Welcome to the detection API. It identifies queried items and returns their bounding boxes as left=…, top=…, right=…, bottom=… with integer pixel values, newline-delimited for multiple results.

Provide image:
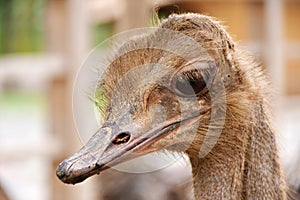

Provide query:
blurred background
left=0, top=0, right=300, bottom=200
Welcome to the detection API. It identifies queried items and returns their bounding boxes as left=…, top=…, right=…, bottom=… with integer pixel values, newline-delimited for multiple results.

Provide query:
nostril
left=112, top=132, right=131, bottom=145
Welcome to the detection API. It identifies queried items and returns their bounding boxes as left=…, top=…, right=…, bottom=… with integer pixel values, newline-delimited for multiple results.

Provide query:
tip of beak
left=56, top=161, right=71, bottom=182
left=56, top=158, right=104, bottom=184
left=56, top=160, right=78, bottom=184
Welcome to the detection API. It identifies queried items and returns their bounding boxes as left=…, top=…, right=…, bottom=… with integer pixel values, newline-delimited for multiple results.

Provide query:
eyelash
left=180, top=68, right=211, bottom=85
left=177, top=61, right=215, bottom=80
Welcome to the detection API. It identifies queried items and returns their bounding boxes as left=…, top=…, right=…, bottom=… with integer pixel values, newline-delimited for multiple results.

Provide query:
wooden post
left=46, top=0, right=93, bottom=199
left=0, top=183, right=10, bottom=200
left=264, top=0, right=284, bottom=94
left=116, top=0, right=151, bottom=32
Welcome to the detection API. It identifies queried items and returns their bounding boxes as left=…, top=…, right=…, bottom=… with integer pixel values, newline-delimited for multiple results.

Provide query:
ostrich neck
left=188, top=105, right=287, bottom=199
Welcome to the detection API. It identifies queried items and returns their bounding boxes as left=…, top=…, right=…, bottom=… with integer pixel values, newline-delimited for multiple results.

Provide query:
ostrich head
left=57, top=13, right=251, bottom=185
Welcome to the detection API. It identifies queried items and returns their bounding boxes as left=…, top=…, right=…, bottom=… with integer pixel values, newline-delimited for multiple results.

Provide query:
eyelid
left=172, top=60, right=214, bottom=76
left=169, top=60, right=216, bottom=88
left=177, top=61, right=213, bottom=80
left=181, top=60, right=213, bottom=72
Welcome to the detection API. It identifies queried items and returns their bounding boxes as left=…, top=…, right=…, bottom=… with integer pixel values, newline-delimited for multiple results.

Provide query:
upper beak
left=56, top=118, right=186, bottom=184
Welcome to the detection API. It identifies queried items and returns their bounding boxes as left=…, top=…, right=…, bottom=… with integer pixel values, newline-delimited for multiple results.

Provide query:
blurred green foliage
left=0, top=0, right=45, bottom=54
left=0, top=90, right=45, bottom=112
left=92, top=22, right=114, bottom=46
left=0, top=0, right=114, bottom=53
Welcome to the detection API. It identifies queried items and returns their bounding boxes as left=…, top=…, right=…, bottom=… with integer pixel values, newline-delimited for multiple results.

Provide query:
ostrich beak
left=56, top=109, right=200, bottom=184
left=56, top=126, right=113, bottom=184
left=56, top=123, right=154, bottom=184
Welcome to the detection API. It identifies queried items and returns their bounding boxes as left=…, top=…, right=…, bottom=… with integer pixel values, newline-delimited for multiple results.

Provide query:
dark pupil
left=175, top=76, right=206, bottom=96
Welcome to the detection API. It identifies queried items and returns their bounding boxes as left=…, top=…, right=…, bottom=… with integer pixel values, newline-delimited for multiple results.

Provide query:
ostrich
left=56, top=13, right=288, bottom=199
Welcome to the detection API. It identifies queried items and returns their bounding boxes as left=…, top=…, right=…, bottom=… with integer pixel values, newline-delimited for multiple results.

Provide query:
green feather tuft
left=92, top=87, right=108, bottom=118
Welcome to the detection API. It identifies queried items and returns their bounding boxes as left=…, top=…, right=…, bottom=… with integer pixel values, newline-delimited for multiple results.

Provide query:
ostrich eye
left=172, top=61, right=214, bottom=97
left=173, top=73, right=207, bottom=97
